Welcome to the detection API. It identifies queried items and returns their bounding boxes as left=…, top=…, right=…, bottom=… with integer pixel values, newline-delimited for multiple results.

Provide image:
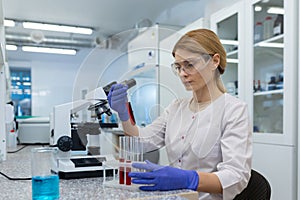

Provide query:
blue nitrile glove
left=107, top=84, right=129, bottom=121
left=129, top=160, right=199, bottom=191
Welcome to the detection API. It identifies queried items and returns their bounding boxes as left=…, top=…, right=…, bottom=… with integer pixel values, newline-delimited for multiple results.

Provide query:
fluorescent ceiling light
left=23, top=82, right=31, bottom=86
left=6, top=45, right=17, bottom=51
left=23, top=22, right=93, bottom=35
left=22, top=46, right=76, bottom=55
left=4, top=19, right=15, bottom=27
left=267, top=7, right=284, bottom=15
left=220, top=39, right=239, bottom=46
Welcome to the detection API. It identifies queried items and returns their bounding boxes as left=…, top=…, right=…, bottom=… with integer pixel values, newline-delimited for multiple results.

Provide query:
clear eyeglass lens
left=171, top=54, right=212, bottom=76
left=171, top=61, right=196, bottom=75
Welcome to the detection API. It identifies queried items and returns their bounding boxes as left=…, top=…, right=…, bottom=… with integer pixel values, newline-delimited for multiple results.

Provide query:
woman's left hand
left=129, top=160, right=199, bottom=191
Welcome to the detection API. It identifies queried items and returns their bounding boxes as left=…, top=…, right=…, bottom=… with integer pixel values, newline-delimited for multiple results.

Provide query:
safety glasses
left=171, top=54, right=214, bottom=76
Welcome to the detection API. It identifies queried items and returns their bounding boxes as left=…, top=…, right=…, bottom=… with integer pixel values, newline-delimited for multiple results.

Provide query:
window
left=10, top=67, right=32, bottom=117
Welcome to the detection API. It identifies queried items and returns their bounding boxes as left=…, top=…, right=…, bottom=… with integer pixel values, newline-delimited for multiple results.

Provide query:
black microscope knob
left=57, top=136, right=73, bottom=152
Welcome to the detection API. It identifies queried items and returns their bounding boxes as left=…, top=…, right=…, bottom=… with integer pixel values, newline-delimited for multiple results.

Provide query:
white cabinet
left=211, top=0, right=298, bottom=199
left=0, top=0, right=6, bottom=161
left=125, top=25, right=160, bottom=126
left=0, top=50, right=5, bottom=161
left=298, top=1, right=300, bottom=199
left=210, top=1, right=245, bottom=99
left=245, top=0, right=298, bottom=145
left=249, top=0, right=298, bottom=199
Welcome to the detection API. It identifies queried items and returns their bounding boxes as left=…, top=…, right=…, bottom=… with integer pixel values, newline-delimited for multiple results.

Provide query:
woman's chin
left=184, top=85, right=193, bottom=91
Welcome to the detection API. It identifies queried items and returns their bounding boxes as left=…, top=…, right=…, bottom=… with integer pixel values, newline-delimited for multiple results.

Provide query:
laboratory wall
left=71, top=48, right=128, bottom=102
left=8, top=60, right=77, bottom=117
left=8, top=48, right=127, bottom=117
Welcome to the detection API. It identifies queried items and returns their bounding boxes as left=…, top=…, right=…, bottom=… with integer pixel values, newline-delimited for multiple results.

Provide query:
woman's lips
left=183, top=81, right=192, bottom=86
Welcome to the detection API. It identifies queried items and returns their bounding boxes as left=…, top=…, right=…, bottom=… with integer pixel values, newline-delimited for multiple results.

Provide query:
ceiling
left=2, top=0, right=209, bottom=62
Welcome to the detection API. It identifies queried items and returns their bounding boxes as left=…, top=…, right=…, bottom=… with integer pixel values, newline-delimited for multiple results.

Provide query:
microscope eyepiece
left=103, top=79, right=136, bottom=95
left=120, top=79, right=136, bottom=89
left=103, top=81, right=117, bottom=95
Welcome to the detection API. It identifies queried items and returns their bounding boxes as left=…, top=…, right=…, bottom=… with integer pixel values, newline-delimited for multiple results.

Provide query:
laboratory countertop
left=0, top=145, right=198, bottom=200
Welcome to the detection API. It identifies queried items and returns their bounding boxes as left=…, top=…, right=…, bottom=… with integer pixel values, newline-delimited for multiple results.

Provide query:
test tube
left=135, top=137, right=143, bottom=163
left=119, top=136, right=125, bottom=184
left=125, top=136, right=133, bottom=185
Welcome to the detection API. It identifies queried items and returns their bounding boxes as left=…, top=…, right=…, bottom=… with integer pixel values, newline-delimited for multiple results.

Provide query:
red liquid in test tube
left=119, top=158, right=125, bottom=184
left=125, top=160, right=131, bottom=185
left=119, top=137, right=126, bottom=185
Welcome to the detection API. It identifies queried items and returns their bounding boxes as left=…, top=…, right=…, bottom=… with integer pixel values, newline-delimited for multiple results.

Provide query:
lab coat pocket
left=189, top=124, right=221, bottom=159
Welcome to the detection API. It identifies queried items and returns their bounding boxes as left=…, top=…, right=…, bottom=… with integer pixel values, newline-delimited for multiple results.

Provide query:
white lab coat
left=138, top=93, right=252, bottom=200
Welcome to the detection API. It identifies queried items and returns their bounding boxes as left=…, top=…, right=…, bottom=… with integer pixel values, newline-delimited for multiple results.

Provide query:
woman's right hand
left=107, top=84, right=129, bottom=121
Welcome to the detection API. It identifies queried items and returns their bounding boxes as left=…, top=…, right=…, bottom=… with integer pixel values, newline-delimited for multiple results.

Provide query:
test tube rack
left=103, top=136, right=144, bottom=190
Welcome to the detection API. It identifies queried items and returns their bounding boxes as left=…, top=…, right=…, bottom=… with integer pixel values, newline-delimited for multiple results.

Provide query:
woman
left=108, top=28, right=252, bottom=200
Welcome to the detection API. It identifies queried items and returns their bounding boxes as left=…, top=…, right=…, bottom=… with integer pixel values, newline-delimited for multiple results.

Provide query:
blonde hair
left=172, top=28, right=227, bottom=92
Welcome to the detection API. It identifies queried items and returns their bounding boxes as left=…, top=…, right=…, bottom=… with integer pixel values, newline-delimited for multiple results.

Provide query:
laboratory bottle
left=257, top=80, right=262, bottom=91
left=254, top=22, right=263, bottom=42
left=226, top=82, right=236, bottom=96
left=273, top=14, right=283, bottom=36
left=263, top=16, right=273, bottom=40
left=7, top=129, right=17, bottom=150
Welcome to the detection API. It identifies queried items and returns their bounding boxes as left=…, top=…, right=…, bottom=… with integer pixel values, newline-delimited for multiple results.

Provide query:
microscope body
left=50, top=87, right=116, bottom=179
left=50, top=79, right=136, bottom=179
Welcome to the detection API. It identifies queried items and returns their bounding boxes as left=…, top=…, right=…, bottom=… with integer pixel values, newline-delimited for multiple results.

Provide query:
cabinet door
left=246, top=0, right=297, bottom=146
left=210, top=1, right=245, bottom=100
left=0, top=62, right=6, bottom=161
left=126, top=25, right=160, bottom=126
left=0, top=6, right=6, bottom=161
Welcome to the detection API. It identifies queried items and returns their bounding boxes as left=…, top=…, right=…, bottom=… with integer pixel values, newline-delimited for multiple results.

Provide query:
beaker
left=31, top=147, right=59, bottom=200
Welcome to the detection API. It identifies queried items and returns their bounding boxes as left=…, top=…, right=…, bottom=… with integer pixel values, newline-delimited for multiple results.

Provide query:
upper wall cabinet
left=210, top=1, right=245, bottom=100
left=211, top=0, right=297, bottom=146
left=245, top=0, right=298, bottom=146
left=252, top=0, right=284, bottom=135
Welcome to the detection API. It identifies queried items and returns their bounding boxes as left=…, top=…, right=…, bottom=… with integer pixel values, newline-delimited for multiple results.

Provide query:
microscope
left=50, top=79, right=136, bottom=179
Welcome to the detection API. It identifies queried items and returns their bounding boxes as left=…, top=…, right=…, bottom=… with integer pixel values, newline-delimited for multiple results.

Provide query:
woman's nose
left=178, top=67, right=189, bottom=76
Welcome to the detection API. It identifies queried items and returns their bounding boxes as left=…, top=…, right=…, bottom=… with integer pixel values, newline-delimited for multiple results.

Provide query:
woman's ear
left=210, top=54, right=220, bottom=70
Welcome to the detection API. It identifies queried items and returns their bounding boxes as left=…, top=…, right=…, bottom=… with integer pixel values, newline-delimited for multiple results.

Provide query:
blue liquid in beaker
left=32, top=175, right=59, bottom=200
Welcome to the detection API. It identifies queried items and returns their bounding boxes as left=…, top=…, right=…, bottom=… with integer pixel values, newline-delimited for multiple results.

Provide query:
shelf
left=220, top=39, right=238, bottom=46
left=254, top=132, right=282, bottom=135
left=227, top=49, right=238, bottom=57
left=254, top=34, right=284, bottom=48
left=226, top=48, right=238, bottom=64
left=253, top=89, right=283, bottom=96
left=254, top=35, right=283, bottom=61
